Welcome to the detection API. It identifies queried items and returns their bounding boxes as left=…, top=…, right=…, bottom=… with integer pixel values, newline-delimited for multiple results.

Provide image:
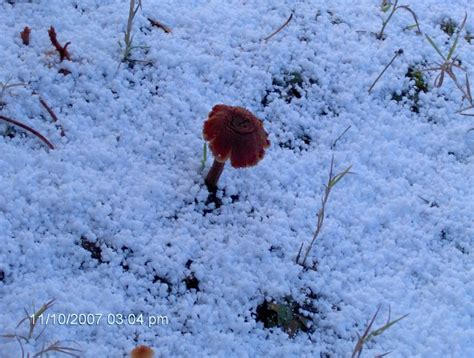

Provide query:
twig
left=417, top=195, right=430, bottom=205
left=369, top=49, right=403, bottom=93
left=295, top=242, right=304, bottom=265
left=263, top=13, right=293, bottom=42
left=0, top=114, right=55, bottom=149
left=48, top=26, right=71, bottom=62
left=375, top=352, right=392, bottom=358
left=148, top=17, right=172, bottom=33
left=331, top=125, right=352, bottom=149
left=458, top=105, right=474, bottom=116
left=38, top=96, right=65, bottom=137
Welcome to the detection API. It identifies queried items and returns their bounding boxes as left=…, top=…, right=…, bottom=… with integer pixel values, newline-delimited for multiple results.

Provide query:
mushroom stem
left=205, top=159, right=225, bottom=190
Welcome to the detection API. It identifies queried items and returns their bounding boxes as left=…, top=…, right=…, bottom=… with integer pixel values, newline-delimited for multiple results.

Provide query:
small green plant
left=296, top=156, right=352, bottom=267
left=391, top=65, right=428, bottom=113
left=380, top=0, right=392, bottom=12
left=1, top=299, right=81, bottom=357
left=262, top=71, right=313, bottom=106
left=120, top=0, right=145, bottom=62
left=255, top=298, right=308, bottom=337
left=352, top=305, right=408, bottom=358
left=408, top=67, right=428, bottom=92
left=424, top=13, right=473, bottom=115
left=440, top=18, right=457, bottom=37
left=377, top=0, right=421, bottom=40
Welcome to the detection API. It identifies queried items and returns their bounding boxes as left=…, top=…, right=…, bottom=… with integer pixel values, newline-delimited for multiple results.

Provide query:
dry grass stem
left=352, top=305, right=408, bottom=358
left=369, top=49, right=404, bottom=93
left=1, top=299, right=81, bottom=357
left=296, top=156, right=352, bottom=267
left=377, top=0, right=421, bottom=40
left=331, top=125, right=352, bottom=149
left=122, top=0, right=144, bottom=62
left=263, top=13, right=293, bottom=41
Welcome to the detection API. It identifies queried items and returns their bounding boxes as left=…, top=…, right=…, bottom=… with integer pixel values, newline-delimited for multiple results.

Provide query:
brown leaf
left=20, top=26, right=31, bottom=45
left=148, top=17, right=172, bottom=33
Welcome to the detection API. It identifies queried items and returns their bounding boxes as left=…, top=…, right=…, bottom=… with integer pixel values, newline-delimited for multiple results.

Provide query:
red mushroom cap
left=203, top=104, right=270, bottom=168
left=131, top=345, right=154, bottom=358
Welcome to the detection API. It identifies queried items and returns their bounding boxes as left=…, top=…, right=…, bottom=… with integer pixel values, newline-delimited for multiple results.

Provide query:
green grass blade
left=425, top=34, right=446, bottom=61
left=366, top=313, right=409, bottom=341
left=447, top=13, right=467, bottom=61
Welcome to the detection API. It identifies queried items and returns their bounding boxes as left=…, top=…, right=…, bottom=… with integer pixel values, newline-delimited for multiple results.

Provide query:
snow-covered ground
left=0, top=0, right=473, bottom=357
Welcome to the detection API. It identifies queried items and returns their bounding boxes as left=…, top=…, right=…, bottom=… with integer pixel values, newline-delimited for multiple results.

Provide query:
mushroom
left=130, top=345, right=154, bottom=358
left=202, top=104, right=270, bottom=190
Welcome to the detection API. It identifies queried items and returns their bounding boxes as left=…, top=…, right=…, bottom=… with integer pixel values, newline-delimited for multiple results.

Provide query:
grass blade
left=425, top=34, right=446, bottom=61
left=447, top=13, right=467, bottom=61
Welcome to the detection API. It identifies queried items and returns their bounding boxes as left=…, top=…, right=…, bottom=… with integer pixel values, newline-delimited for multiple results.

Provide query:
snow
left=0, top=0, right=473, bottom=357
